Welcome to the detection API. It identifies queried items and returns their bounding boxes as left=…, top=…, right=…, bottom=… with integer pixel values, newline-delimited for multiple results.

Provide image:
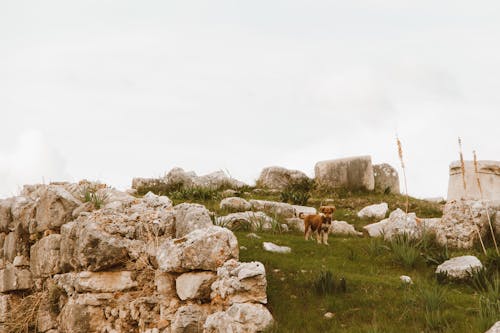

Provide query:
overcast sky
left=1, top=1, right=499, bottom=199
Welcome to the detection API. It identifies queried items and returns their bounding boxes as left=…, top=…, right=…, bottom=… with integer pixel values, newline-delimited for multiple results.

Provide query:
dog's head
left=319, top=205, right=336, bottom=217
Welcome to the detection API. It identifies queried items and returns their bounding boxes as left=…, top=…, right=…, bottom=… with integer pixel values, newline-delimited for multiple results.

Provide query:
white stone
left=324, top=312, right=334, bottom=319
left=330, top=221, right=362, bottom=236
left=174, top=203, right=213, bottom=238
left=263, top=242, right=291, bottom=254
left=357, top=203, right=389, bottom=220
left=54, top=271, right=137, bottom=295
left=143, top=191, right=173, bottom=209
left=292, top=205, right=316, bottom=217
left=257, top=166, right=309, bottom=190
left=435, top=255, right=483, bottom=280
left=216, top=212, right=275, bottom=231
left=176, top=272, right=216, bottom=301
left=399, top=275, right=413, bottom=284
left=249, top=199, right=296, bottom=218
left=486, top=321, right=500, bottom=333
left=30, top=234, right=61, bottom=277
left=220, top=197, right=252, bottom=212
left=204, top=303, right=273, bottom=333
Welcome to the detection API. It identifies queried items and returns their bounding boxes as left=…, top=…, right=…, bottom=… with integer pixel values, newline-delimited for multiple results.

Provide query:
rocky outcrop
left=357, top=203, right=388, bottom=220
left=373, top=163, right=400, bottom=194
left=315, top=156, right=375, bottom=191
left=0, top=181, right=273, bottom=333
left=216, top=212, right=275, bottom=231
left=435, top=200, right=495, bottom=249
left=220, top=197, right=252, bottom=212
left=257, top=166, right=309, bottom=190
left=249, top=200, right=296, bottom=218
left=435, top=255, right=483, bottom=280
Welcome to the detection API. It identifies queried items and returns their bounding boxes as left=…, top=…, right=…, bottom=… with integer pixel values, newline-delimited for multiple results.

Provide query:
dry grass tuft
left=4, top=293, right=44, bottom=333
left=396, top=136, right=409, bottom=213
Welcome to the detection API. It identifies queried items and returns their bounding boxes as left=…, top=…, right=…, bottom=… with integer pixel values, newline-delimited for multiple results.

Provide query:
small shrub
left=79, top=184, right=109, bottom=209
left=280, top=178, right=314, bottom=205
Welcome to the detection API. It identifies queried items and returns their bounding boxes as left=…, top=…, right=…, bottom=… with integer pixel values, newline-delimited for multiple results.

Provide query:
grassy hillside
left=140, top=185, right=498, bottom=332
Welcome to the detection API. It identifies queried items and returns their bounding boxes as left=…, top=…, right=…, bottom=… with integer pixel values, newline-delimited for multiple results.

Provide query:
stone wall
left=0, top=181, right=272, bottom=333
left=314, top=156, right=375, bottom=191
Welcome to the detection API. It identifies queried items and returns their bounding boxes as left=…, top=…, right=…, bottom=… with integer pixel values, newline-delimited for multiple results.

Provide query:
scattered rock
left=285, top=217, right=305, bottom=233
left=373, top=163, right=400, bottom=194
left=357, top=203, right=388, bottom=220
left=216, top=212, right=275, bottom=231
left=330, top=221, right=362, bottom=236
left=246, top=233, right=261, bottom=239
left=435, top=255, right=483, bottom=280
left=399, top=275, right=413, bottom=284
left=315, top=156, right=375, bottom=191
left=262, top=242, right=291, bottom=254
left=363, top=219, right=389, bottom=237
left=249, top=199, right=296, bottom=218
left=257, top=166, right=309, bottom=190
left=324, top=312, right=335, bottom=319
left=220, top=197, right=252, bottom=212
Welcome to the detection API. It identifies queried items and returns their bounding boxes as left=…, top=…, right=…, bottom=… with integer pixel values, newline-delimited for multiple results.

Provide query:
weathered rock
left=174, top=203, right=213, bottom=238
left=13, top=255, right=29, bottom=267
left=363, top=219, right=388, bottom=237
left=285, top=217, right=305, bottom=233
left=211, top=259, right=267, bottom=305
left=143, top=191, right=173, bottom=209
left=10, top=196, right=36, bottom=232
left=176, top=272, right=216, bottom=301
left=292, top=205, right=316, bottom=217
left=204, top=303, right=273, bottom=333
left=0, top=294, right=14, bottom=322
left=30, top=234, right=61, bottom=277
left=171, top=304, right=208, bottom=333
left=330, top=221, right=362, bottom=236
left=34, top=186, right=81, bottom=233
left=257, top=166, right=309, bottom=190
left=262, top=242, right=291, bottom=254
left=3, top=228, right=30, bottom=264
left=447, top=160, right=500, bottom=201
left=357, top=203, right=388, bottom=220
left=220, top=197, right=252, bottom=212
left=249, top=200, right=296, bottom=218
left=60, top=221, right=129, bottom=272
left=216, top=212, right=274, bottom=231
left=54, top=271, right=137, bottom=295
left=373, top=163, right=400, bottom=194
left=194, top=170, right=246, bottom=189
left=377, top=209, right=422, bottom=240
left=486, top=321, right=500, bottom=333
left=0, top=199, right=12, bottom=233
left=157, top=226, right=239, bottom=273
left=0, top=264, right=32, bottom=292
left=59, top=299, right=105, bottom=333
left=155, top=271, right=177, bottom=297
left=131, top=177, right=163, bottom=190
left=435, top=255, right=483, bottom=280
left=315, top=156, right=375, bottom=191
left=400, top=275, right=413, bottom=284
left=165, top=167, right=197, bottom=188
left=435, top=200, right=494, bottom=249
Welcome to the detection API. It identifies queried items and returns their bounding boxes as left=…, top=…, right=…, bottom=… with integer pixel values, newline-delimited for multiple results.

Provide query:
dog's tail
left=298, top=212, right=305, bottom=219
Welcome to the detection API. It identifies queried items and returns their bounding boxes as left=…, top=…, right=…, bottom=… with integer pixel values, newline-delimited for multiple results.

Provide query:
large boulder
left=174, top=203, right=213, bottom=238
left=204, top=303, right=274, bottom=333
left=165, top=167, right=246, bottom=190
left=435, top=200, right=495, bottom=249
left=249, top=200, right=296, bottom=218
left=157, top=226, right=239, bottom=273
left=30, top=234, right=62, bottom=277
left=315, top=156, right=375, bottom=191
left=357, top=203, right=388, bottom=220
left=216, top=212, right=275, bottom=231
left=373, top=163, right=400, bottom=194
left=435, top=255, right=483, bottom=280
left=257, top=166, right=309, bottom=190
left=447, top=160, right=500, bottom=201
left=211, top=259, right=267, bottom=305
left=363, top=209, right=437, bottom=240
left=220, top=197, right=252, bottom=212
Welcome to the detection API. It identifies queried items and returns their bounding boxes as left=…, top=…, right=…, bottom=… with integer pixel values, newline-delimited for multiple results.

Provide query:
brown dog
left=299, top=206, right=335, bottom=245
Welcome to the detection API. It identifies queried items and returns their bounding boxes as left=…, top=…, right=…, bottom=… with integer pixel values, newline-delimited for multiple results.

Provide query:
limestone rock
left=0, top=294, right=15, bottom=322
left=211, top=259, right=267, bottom=305
left=34, top=186, right=81, bottom=233
left=157, top=226, right=239, bottom=273
left=363, top=219, right=389, bottom=237
left=0, top=199, right=12, bottom=233
left=435, top=200, right=494, bottom=249
left=285, top=217, right=305, bottom=233
left=171, top=304, right=208, bottom=333
left=357, top=203, right=388, bottom=220
left=257, top=166, right=309, bottom=190
left=447, top=160, right=500, bottom=201
left=373, top=163, right=400, bottom=194
left=262, top=242, right=291, bottom=254
left=165, top=167, right=197, bottom=188
left=204, top=303, right=273, bottom=333
left=330, top=221, right=362, bottom=236
left=143, top=191, right=173, bottom=209
left=400, top=275, right=413, bottom=284
left=0, top=264, right=32, bottom=292
left=315, top=156, right=374, bottom=191
left=378, top=209, right=423, bottom=240
left=30, top=234, right=61, bottom=277
left=194, top=170, right=246, bottom=189
left=216, top=212, right=274, bottom=231
left=176, top=271, right=216, bottom=301
left=131, top=177, right=163, bottom=190
left=155, top=271, right=177, bottom=297
left=435, top=255, right=483, bottom=280
left=486, top=322, right=500, bottom=333
left=10, top=196, right=36, bottom=232
left=174, top=203, right=213, bottom=238
left=249, top=200, right=296, bottom=218
left=220, top=197, right=252, bottom=212
left=54, top=271, right=137, bottom=295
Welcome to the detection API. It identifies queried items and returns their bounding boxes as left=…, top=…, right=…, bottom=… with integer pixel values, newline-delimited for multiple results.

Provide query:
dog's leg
left=304, top=226, right=310, bottom=241
left=322, top=231, right=329, bottom=245
left=316, top=230, right=321, bottom=244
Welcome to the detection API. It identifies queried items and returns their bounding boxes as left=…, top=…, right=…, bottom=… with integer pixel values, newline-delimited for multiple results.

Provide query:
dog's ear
left=319, top=206, right=327, bottom=213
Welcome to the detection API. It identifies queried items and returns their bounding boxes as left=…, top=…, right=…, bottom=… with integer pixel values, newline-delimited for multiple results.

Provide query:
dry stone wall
left=0, top=181, right=272, bottom=333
